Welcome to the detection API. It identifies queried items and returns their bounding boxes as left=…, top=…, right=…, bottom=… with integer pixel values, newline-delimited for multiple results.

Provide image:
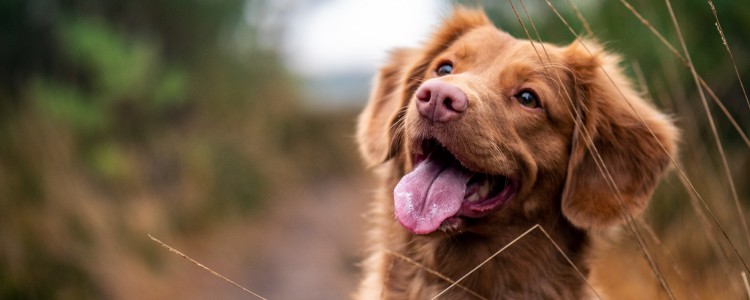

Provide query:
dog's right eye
left=436, top=63, right=453, bottom=76
left=515, top=90, right=541, bottom=109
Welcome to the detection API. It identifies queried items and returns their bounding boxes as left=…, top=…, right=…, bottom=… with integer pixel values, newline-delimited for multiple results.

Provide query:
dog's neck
left=381, top=219, right=589, bottom=299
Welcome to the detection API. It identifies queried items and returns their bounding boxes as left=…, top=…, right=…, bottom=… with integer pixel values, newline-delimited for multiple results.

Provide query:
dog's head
left=357, top=8, right=677, bottom=235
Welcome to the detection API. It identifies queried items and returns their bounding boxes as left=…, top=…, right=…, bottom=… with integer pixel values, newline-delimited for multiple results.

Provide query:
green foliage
left=0, top=0, right=307, bottom=297
left=60, top=17, right=159, bottom=102
left=152, top=66, right=188, bottom=109
left=87, top=142, right=131, bottom=182
left=31, top=78, right=105, bottom=135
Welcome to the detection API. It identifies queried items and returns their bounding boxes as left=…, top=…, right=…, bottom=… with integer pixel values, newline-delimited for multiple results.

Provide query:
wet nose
left=415, top=79, right=468, bottom=123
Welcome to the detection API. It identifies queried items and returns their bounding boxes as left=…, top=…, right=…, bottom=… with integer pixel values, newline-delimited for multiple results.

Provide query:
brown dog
left=355, top=8, right=678, bottom=300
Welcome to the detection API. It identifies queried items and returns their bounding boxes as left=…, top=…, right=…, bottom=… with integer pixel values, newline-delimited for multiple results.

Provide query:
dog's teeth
left=477, top=181, right=491, bottom=198
left=466, top=178, right=493, bottom=202
left=439, top=220, right=460, bottom=232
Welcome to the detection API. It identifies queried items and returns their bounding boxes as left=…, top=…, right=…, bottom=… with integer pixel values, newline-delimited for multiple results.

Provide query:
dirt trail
left=152, top=176, right=372, bottom=300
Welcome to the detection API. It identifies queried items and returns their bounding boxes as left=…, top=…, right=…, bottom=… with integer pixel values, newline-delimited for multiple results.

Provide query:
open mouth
left=393, top=139, right=519, bottom=234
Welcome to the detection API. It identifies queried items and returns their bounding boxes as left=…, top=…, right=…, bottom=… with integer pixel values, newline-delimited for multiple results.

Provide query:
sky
left=243, top=0, right=599, bottom=108
left=248, top=0, right=601, bottom=78
left=278, top=0, right=451, bottom=77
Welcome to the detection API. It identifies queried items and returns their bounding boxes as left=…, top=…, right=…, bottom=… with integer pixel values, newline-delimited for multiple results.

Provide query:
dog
left=355, top=7, right=678, bottom=300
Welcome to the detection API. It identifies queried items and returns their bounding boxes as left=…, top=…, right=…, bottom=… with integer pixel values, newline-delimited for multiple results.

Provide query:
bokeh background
left=1, top=0, right=749, bottom=299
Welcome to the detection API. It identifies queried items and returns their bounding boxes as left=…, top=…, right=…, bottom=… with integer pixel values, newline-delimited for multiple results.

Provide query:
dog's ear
left=560, top=40, right=679, bottom=229
left=356, top=8, right=491, bottom=167
left=357, top=48, right=416, bottom=167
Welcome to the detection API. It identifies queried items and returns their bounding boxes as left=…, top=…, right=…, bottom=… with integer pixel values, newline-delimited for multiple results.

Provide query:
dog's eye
left=436, top=63, right=453, bottom=76
left=515, top=90, right=540, bottom=108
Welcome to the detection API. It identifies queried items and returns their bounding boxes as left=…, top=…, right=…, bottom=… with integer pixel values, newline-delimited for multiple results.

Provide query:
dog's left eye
left=436, top=63, right=453, bottom=76
left=515, top=90, right=540, bottom=108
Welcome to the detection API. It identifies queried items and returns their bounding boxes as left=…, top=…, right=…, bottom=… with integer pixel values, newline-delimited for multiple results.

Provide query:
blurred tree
left=0, top=0, right=364, bottom=295
left=0, top=0, right=316, bottom=298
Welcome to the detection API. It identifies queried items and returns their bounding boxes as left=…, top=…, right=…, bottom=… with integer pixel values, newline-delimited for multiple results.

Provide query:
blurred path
left=155, top=176, right=371, bottom=300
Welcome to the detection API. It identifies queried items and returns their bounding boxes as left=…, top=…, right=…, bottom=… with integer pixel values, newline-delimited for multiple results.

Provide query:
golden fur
left=356, top=8, right=678, bottom=299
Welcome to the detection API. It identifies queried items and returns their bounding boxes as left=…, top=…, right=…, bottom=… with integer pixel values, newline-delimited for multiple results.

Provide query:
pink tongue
left=394, top=156, right=472, bottom=234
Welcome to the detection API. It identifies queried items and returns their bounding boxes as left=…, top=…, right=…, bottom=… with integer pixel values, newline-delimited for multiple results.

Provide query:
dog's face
left=396, top=26, right=580, bottom=234
left=358, top=9, right=677, bottom=236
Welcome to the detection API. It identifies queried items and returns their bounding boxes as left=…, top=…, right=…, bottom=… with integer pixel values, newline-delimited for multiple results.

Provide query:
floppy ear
left=356, top=8, right=491, bottom=167
left=356, top=49, right=416, bottom=167
left=560, top=41, right=679, bottom=229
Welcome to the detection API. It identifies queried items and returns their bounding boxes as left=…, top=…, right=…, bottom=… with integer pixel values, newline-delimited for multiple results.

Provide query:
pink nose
left=415, top=79, right=468, bottom=123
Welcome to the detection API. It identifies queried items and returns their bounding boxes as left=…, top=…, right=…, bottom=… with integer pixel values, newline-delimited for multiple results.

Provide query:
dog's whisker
left=385, top=106, right=410, bottom=158
left=400, top=234, right=419, bottom=249
left=536, top=74, right=565, bottom=102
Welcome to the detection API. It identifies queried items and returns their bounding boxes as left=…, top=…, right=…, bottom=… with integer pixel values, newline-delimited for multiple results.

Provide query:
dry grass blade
left=430, top=224, right=603, bottom=300
left=616, top=0, right=681, bottom=60
left=430, top=225, right=538, bottom=300
left=502, top=11, right=612, bottom=298
left=631, top=61, right=651, bottom=100
left=698, top=78, right=750, bottom=149
left=743, top=272, right=750, bottom=300
left=535, top=225, right=603, bottom=300
left=675, top=156, right=750, bottom=273
left=563, top=0, right=593, bottom=36
left=707, top=0, right=750, bottom=114
left=677, top=171, right=736, bottom=277
left=636, top=218, right=698, bottom=298
left=528, top=1, right=676, bottom=298
left=645, top=63, right=739, bottom=288
left=612, top=0, right=750, bottom=274
left=515, top=3, right=673, bottom=297
left=617, top=0, right=750, bottom=150
left=380, top=256, right=395, bottom=300
left=385, top=249, right=488, bottom=300
left=147, top=234, right=268, bottom=300
left=550, top=0, right=750, bottom=275
left=662, top=0, right=750, bottom=253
